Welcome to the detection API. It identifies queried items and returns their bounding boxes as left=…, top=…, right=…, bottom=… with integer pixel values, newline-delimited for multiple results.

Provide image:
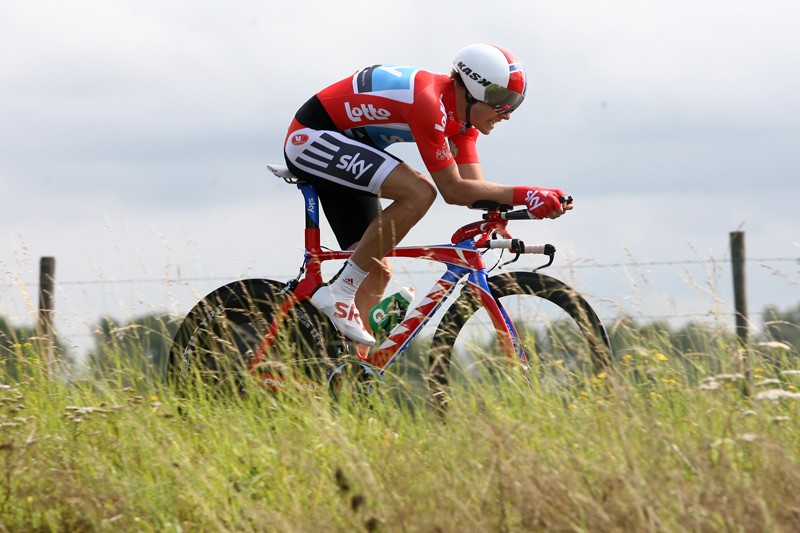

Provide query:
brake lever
left=533, top=244, right=557, bottom=271
left=500, top=248, right=555, bottom=270
left=499, top=250, right=522, bottom=268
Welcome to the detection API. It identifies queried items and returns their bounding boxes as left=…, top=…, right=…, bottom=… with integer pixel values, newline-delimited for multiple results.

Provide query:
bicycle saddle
left=268, top=164, right=305, bottom=184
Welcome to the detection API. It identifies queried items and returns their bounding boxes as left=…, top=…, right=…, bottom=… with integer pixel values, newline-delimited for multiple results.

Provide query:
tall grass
left=2, top=330, right=800, bottom=532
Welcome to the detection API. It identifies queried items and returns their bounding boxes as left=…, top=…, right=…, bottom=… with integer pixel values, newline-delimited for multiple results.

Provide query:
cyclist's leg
left=355, top=256, right=392, bottom=330
left=284, top=126, right=436, bottom=268
left=355, top=256, right=392, bottom=358
left=315, top=188, right=392, bottom=334
left=348, top=163, right=437, bottom=270
left=285, top=128, right=402, bottom=344
left=346, top=165, right=435, bottom=354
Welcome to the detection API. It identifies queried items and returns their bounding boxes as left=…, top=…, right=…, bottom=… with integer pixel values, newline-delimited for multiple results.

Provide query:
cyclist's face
left=471, top=102, right=511, bottom=135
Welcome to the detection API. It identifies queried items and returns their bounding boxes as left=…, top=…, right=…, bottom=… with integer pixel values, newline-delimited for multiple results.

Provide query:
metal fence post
left=37, top=256, right=56, bottom=365
left=729, top=231, right=751, bottom=396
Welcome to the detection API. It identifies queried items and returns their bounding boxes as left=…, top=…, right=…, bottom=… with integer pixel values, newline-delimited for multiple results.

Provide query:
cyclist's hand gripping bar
left=496, top=195, right=574, bottom=220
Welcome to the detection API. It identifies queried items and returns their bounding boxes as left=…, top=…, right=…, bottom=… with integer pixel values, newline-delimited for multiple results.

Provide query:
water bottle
left=368, top=287, right=415, bottom=335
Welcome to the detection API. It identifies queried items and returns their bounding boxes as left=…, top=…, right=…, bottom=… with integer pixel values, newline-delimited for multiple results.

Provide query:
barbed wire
left=3, top=256, right=797, bottom=289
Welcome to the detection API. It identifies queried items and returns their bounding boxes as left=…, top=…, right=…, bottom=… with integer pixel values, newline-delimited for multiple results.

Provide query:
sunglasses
left=483, top=84, right=525, bottom=114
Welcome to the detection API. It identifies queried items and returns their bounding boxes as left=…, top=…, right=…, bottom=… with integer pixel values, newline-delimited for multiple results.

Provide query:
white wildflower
left=713, top=373, right=745, bottom=382
left=737, top=433, right=763, bottom=442
left=754, top=389, right=800, bottom=401
left=758, top=341, right=792, bottom=351
left=711, top=438, right=735, bottom=448
left=755, top=378, right=781, bottom=387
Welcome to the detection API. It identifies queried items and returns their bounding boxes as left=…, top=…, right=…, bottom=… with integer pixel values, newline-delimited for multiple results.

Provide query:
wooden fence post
left=37, top=256, right=56, bottom=365
left=729, top=231, right=751, bottom=396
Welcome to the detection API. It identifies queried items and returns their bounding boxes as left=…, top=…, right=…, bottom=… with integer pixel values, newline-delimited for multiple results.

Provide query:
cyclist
left=283, top=43, right=572, bottom=347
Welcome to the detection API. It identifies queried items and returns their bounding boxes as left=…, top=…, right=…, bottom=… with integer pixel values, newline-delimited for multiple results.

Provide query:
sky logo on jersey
left=345, top=102, right=391, bottom=122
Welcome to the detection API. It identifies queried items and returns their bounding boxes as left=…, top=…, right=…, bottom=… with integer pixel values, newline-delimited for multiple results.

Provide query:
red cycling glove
left=513, top=186, right=566, bottom=219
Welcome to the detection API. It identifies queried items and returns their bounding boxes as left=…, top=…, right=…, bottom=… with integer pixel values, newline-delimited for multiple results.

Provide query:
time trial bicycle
left=167, top=165, right=613, bottom=404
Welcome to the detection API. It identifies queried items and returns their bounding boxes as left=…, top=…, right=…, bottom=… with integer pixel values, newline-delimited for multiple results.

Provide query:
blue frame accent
left=464, top=262, right=526, bottom=364
left=376, top=241, right=527, bottom=375
left=297, top=183, right=320, bottom=227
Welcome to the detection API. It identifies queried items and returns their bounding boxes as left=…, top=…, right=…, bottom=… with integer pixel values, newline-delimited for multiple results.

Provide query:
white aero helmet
left=453, top=43, right=527, bottom=114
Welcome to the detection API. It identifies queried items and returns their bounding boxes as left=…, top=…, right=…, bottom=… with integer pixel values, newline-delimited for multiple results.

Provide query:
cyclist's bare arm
left=456, top=162, right=486, bottom=182
left=431, top=162, right=572, bottom=218
left=431, top=162, right=514, bottom=206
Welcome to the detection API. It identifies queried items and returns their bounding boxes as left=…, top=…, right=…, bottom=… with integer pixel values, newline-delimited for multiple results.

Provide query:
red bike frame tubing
left=248, top=183, right=523, bottom=374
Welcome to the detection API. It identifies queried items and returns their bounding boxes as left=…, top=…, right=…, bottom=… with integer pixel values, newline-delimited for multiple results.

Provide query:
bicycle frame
left=249, top=180, right=535, bottom=380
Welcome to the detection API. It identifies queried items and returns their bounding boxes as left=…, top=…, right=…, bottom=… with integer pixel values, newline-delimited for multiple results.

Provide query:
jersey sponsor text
left=336, top=153, right=374, bottom=180
left=345, top=102, right=391, bottom=122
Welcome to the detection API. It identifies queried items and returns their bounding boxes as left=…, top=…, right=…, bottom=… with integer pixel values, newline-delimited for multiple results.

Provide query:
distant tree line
left=1, top=303, right=798, bottom=381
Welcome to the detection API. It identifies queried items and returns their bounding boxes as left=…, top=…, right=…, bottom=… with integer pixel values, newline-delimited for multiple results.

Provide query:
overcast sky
left=2, top=1, right=798, bottom=354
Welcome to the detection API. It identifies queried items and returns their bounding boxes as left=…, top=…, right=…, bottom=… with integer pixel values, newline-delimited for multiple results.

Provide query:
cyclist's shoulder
left=355, top=65, right=446, bottom=94
left=318, top=65, right=450, bottom=99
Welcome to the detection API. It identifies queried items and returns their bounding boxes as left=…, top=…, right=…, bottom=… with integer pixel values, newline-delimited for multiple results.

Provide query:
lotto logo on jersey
left=291, top=133, right=309, bottom=146
left=345, top=102, right=391, bottom=122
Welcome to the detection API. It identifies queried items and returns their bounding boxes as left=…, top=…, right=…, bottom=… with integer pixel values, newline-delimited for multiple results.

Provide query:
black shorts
left=316, top=187, right=380, bottom=250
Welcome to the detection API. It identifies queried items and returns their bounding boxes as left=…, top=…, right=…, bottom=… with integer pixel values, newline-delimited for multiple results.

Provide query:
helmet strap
left=462, top=91, right=478, bottom=132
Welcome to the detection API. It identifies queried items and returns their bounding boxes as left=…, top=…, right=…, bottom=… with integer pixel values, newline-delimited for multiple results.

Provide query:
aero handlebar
left=481, top=196, right=574, bottom=221
left=481, top=239, right=555, bottom=256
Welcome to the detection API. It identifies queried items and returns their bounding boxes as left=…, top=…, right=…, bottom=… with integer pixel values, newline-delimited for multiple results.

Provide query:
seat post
left=297, top=182, right=320, bottom=231
left=297, top=183, right=323, bottom=279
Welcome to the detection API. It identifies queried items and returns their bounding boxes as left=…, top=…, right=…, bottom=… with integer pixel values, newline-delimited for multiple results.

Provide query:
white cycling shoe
left=310, top=285, right=376, bottom=346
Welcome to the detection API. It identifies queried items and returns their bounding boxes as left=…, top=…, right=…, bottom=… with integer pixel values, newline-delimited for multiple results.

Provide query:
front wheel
left=429, top=272, right=613, bottom=402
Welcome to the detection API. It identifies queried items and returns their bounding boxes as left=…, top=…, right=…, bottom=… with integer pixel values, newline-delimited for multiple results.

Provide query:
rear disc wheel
left=167, top=279, right=349, bottom=395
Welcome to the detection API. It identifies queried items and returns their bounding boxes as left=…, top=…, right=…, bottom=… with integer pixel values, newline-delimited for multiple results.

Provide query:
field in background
left=1, top=321, right=800, bottom=531
left=1, top=249, right=799, bottom=531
